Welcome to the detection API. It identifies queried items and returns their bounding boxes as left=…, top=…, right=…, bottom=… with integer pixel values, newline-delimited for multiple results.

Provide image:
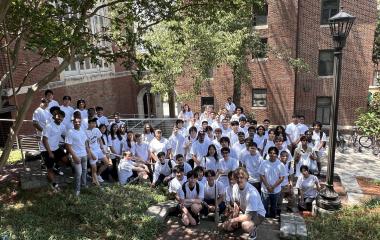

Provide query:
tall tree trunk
left=168, top=90, right=176, bottom=118
left=232, top=65, right=241, bottom=107
left=0, top=0, right=11, bottom=23
left=0, top=58, right=71, bottom=168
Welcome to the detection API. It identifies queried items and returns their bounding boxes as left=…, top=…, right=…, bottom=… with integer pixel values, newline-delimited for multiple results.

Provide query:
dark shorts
left=41, top=148, right=66, bottom=169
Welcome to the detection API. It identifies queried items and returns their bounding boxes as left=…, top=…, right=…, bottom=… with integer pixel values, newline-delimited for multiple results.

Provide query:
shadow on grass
left=0, top=183, right=167, bottom=240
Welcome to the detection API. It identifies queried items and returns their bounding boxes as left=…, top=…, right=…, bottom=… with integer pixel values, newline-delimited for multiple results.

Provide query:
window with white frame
left=373, top=70, right=380, bottom=86
left=252, top=88, right=267, bottom=107
left=64, top=6, right=112, bottom=76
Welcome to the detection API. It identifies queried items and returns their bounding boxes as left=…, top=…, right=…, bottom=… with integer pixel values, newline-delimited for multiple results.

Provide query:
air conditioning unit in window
left=254, top=100, right=266, bottom=107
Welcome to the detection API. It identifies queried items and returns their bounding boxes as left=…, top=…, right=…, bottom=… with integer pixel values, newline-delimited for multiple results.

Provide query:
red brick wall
left=295, top=0, right=377, bottom=126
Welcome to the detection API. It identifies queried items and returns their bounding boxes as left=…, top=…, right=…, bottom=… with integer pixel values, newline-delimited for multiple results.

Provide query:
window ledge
left=320, top=24, right=330, bottom=28
left=251, top=58, right=268, bottom=63
left=251, top=106, right=267, bottom=110
left=369, top=85, right=380, bottom=89
left=253, top=25, right=268, bottom=30
left=318, top=75, right=334, bottom=79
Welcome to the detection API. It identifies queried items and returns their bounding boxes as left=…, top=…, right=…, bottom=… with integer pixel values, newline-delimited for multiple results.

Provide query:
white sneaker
left=97, top=175, right=104, bottom=183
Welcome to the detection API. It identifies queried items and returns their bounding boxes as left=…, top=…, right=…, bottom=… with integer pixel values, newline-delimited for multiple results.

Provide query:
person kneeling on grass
left=118, top=151, right=150, bottom=185
left=222, top=167, right=266, bottom=240
left=176, top=170, right=204, bottom=226
left=168, top=165, right=187, bottom=199
left=201, top=169, right=226, bottom=217
left=151, top=151, right=174, bottom=187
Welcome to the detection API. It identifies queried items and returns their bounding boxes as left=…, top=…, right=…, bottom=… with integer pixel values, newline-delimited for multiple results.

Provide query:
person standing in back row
left=225, top=97, right=236, bottom=115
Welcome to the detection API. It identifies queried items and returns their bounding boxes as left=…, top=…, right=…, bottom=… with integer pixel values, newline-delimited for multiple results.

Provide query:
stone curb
left=280, top=212, right=307, bottom=239
left=145, top=200, right=178, bottom=222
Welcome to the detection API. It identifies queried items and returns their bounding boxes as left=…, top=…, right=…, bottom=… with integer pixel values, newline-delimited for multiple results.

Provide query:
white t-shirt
left=228, top=131, right=239, bottom=146
left=232, top=183, right=266, bottom=217
left=259, top=159, right=286, bottom=194
left=169, top=176, right=187, bottom=193
left=253, top=134, right=267, bottom=150
left=296, top=175, right=319, bottom=198
left=218, top=157, right=239, bottom=187
left=65, top=128, right=88, bottom=157
left=183, top=136, right=197, bottom=160
left=225, top=102, right=236, bottom=114
left=177, top=181, right=205, bottom=201
left=41, top=122, right=66, bottom=152
left=240, top=152, right=263, bottom=183
left=60, top=105, right=74, bottom=130
left=134, top=142, right=150, bottom=163
left=190, top=140, right=211, bottom=164
left=230, top=113, right=246, bottom=122
left=200, top=156, right=219, bottom=171
left=312, top=131, right=327, bottom=152
left=221, top=127, right=232, bottom=137
left=74, top=109, right=88, bottom=120
left=86, top=128, right=102, bottom=151
left=232, top=142, right=246, bottom=160
left=47, top=100, right=59, bottom=110
left=96, top=115, right=109, bottom=126
left=204, top=181, right=225, bottom=200
left=101, top=133, right=111, bottom=152
left=286, top=123, right=300, bottom=144
left=169, top=134, right=186, bottom=156
left=225, top=185, right=234, bottom=205
left=281, top=161, right=294, bottom=186
left=153, top=159, right=172, bottom=182
left=262, top=140, right=275, bottom=158
left=108, top=135, right=123, bottom=156
left=149, top=137, right=170, bottom=156
left=172, top=162, right=193, bottom=175
left=118, top=159, right=136, bottom=184
left=32, top=107, right=51, bottom=134
left=297, top=123, right=309, bottom=136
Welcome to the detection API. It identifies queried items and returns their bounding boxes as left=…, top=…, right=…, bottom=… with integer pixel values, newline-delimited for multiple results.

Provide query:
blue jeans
left=261, top=192, right=280, bottom=218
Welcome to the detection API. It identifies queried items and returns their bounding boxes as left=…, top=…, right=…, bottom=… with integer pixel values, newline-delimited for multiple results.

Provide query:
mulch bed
left=356, top=176, right=380, bottom=197
left=0, top=163, right=23, bottom=204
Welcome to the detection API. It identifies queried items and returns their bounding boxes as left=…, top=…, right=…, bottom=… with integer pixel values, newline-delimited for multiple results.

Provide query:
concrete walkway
left=321, top=148, right=380, bottom=204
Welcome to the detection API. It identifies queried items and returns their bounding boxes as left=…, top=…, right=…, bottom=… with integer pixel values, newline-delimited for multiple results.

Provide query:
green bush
left=307, top=199, right=380, bottom=240
left=0, top=184, right=167, bottom=240
left=356, top=92, right=380, bottom=138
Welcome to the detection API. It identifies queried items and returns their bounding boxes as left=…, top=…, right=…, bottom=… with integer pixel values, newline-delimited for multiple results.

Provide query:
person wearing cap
left=41, top=109, right=68, bottom=192
left=190, top=130, right=211, bottom=167
left=60, top=96, right=74, bottom=131
left=32, top=98, right=51, bottom=136
left=45, top=89, right=59, bottom=111
left=224, top=97, right=236, bottom=115
left=149, top=129, right=172, bottom=163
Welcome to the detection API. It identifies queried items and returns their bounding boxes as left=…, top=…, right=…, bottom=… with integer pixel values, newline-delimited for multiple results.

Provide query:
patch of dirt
left=356, top=176, right=380, bottom=197
left=0, top=163, right=23, bottom=204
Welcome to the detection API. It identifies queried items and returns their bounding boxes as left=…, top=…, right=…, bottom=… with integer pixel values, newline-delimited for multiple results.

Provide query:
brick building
left=0, top=0, right=377, bottom=141
left=176, top=0, right=378, bottom=126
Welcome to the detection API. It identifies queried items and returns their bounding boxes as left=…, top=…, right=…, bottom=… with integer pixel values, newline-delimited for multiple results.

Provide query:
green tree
left=140, top=0, right=309, bottom=108
left=0, top=0, right=235, bottom=167
left=355, top=92, right=380, bottom=138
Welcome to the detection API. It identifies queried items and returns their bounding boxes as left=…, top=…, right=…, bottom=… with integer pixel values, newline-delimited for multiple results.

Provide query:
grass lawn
left=0, top=149, right=23, bottom=164
left=0, top=184, right=168, bottom=240
left=307, top=198, right=380, bottom=240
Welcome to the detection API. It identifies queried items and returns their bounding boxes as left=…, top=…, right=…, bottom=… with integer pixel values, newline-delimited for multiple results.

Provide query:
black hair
left=236, top=106, right=244, bottom=113
left=263, top=119, right=270, bottom=123
left=247, top=141, right=258, bottom=148
left=63, top=95, right=71, bottom=101
left=95, top=106, right=103, bottom=111
left=157, top=152, right=166, bottom=158
left=219, top=136, right=230, bottom=146
left=313, top=121, right=322, bottom=129
left=49, top=106, right=61, bottom=115
left=143, top=123, right=154, bottom=134
left=268, top=146, right=279, bottom=155
left=44, top=89, right=53, bottom=96
left=228, top=170, right=235, bottom=180
left=205, top=169, right=216, bottom=177
left=173, top=165, right=184, bottom=173
left=175, top=154, right=184, bottom=160
left=237, top=131, right=245, bottom=137
left=186, top=170, right=199, bottom=179
left=268, top=129, right=276, bottom=135
left=205, top=126, right=213, bottom=132
left=250, top=119, right=258, bottom=125
left=88, top=118, right=97, bottom=124
left=300, top=165, right=309, bottom=173
left=206, top=144, right=219, bottom=161
left=176, top=119, right=184, bottom=126
left=110, top=123, right=122, bottom=141
left=76, top=99, right=86, bottom=109
left=188, top=126, right=198, bottom=135
left=230, top=121, right=239, bottom=126
left=98, top=123, right=109, bottom=145
left=202, top=120, right=208, bottom=125
left=193, top=166, right=204, bottom=175
left=221, top=147, right=230, bottom=153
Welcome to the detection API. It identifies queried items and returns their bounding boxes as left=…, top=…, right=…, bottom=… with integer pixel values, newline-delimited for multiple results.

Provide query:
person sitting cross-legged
left=222, top=167, right=266, bottom=240
left=176, top=170, right=204, bottom=226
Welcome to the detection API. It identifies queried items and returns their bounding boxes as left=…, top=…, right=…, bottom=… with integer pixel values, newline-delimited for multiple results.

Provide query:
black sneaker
left=195, top=214, right=200, bottom=225
left=248, top=227, right=257, bottom=240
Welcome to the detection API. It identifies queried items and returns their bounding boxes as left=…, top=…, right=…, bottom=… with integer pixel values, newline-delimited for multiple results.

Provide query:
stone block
left=280, top=222, right=296, bottom=238
left=296, top=223, right=308, bottom=237
left=146, top=200, right=177, bottom=222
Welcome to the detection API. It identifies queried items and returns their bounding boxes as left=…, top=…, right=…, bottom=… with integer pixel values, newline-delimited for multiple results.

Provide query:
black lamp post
left=316, top=8, right=355, bottom=211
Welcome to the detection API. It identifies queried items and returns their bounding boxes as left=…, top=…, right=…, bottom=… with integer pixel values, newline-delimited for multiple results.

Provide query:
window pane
left=322, top=107, right=330, bottom=124
left=252, top=89, right=267, bottom=107
left=253, top=38, right=268, bottom=59
left=318, top=50, right=334, bottom=76
left=321, top=0, right=339, bottom=24
left=316, top=97, right=331, bottom=125
left=253, top=4, right=268, bottom=26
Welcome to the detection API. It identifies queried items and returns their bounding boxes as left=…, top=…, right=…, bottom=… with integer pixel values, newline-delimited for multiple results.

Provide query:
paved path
left=321, top=148, right=380, bottom=204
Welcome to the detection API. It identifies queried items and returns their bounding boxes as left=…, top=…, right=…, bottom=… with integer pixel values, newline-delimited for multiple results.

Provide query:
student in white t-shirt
left=178, top=104, right=193, bottom=128
left=95, top=106, right=109, bottom=127
left=169, top=125, right=186, bottom=158
left=142, top=123, right=155, bottom=143
left=74, top=99, right=88, bottom=121
left=194, top=166, right=207, bottom=186
left=176, top=170, right=204, bottom=226
left=294, top=136, right=317, bottom=177
left=296, top=165, right=321, bottom=211
left=224, top=171, right=237, bottom=216
left=230, top=107, right=246, bottom=122
left=41, top=109, right=68, bottom=191
left=262, top=129, right=276, bottom=158
left=286, top=115, right=301, bottom=154
left=200, top=144, right=219, bottom=172
left=259, top=147, right=286, bottom=218
left=175, top=119, right=188, bottom=138
left=231, top=132, right=246, bottom=160
left=201, top=169, right=226, bottom=216
left=149, top=129, right=171, bottom=162
left=253, top=125, right=267, bottom=153
left=183, top=126, right=198, bottom=168
left=312, top=121, right=326, bottom=175
left=218, top=147, right=239, bottom=187
left=118, top=151, right=150, bottom=185
left=225, top=97, right=236, bottom=115
left=277, top=151, right=295, bottom=213
left=45, top=89, right=59, bottom=111
left=228, top=121, right=240, bottom=146
left=190, top=131, right=211, bottom=166
left=86, top=118, right=108, bottom=186
left=168, top=165, right=187, bottom=196
left=32, top=98, right=50, bottom=136
left=222, top=168, right=266, bottom=239
left=172, top=154, right=192, bottom=175
left=65, top=117, right=92, bottom=196
left=240, top=142, right=263, bottom=194
left=60, top=96, right=74, bottom=131
left=221, top=118, right=232, bottom=137
left=151, top=152, right=173, bottom=187
left=98, top=124, right=113, bottom=181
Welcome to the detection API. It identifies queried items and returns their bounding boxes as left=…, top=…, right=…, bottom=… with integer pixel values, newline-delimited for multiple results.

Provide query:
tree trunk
left=232, top=65, right=241, bottom=107
left=0, top=58, right=71, bottom=168
left=0, top=0, right=11, bottom=23
left=168, top=90, right=176, bottom=118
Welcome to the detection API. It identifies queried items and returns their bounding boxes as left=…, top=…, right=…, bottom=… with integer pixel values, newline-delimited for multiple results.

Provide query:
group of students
left=33, top=92, right=324, bottom=239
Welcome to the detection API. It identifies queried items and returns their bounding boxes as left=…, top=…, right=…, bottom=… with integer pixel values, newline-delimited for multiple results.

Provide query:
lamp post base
left=316, top=186, right=341, bottom=211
